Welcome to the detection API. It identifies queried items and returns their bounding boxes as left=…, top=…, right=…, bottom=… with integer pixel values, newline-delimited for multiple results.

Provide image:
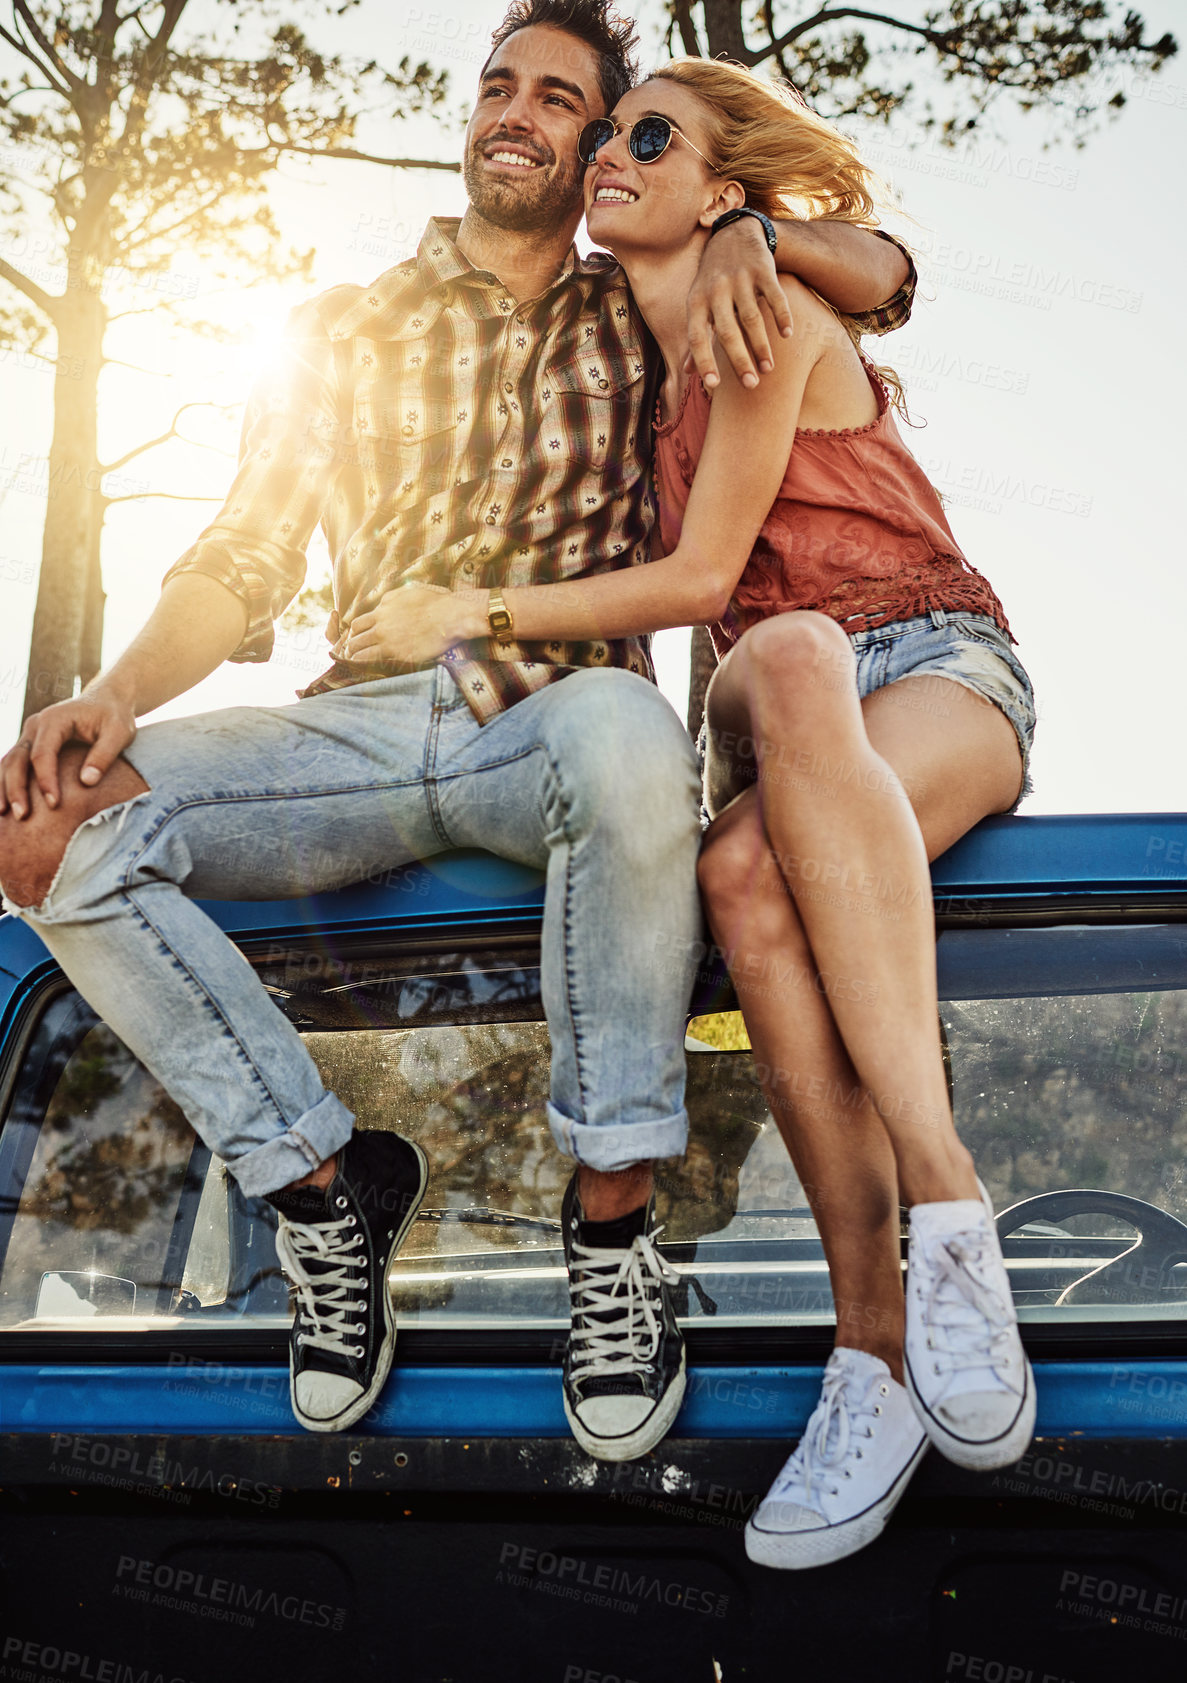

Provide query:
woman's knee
left=739, top=611, right=855, bottom=702
left=698, top=807, right=779, bottom=919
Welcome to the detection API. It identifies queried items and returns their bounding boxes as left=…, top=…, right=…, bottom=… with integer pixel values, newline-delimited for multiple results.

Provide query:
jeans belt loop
left=929, top=607, right=948, bottom=629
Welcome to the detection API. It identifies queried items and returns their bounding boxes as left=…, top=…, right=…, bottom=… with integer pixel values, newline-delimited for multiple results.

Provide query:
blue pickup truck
left=1, top=814, right=1186, bottom=1682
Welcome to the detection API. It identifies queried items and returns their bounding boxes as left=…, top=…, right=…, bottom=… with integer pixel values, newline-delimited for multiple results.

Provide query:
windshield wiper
left=416, top=1207, right=562, bottom=1234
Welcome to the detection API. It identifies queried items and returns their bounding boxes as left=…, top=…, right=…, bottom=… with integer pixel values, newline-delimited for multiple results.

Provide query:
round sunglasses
left=577, top=114, right=720, bottom=172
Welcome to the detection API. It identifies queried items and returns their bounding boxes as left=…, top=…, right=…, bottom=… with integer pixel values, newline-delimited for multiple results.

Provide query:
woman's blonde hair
left=649, top=57, right=911, bottom=414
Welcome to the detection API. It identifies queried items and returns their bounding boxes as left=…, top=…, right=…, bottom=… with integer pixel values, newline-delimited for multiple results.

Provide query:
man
left=0, top=0, right=913, bottom=1456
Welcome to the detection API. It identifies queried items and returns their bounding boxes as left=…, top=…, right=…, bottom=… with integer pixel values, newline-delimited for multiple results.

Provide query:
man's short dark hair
left=486, top=0, right=639, bottom=115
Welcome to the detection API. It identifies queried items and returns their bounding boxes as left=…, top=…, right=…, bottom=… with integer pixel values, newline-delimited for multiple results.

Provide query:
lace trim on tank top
left=795, top=360, right=889, bottom=437
left=725, top=553, right=1013, bottom=644
left=655, top=357, right=888, bottom=445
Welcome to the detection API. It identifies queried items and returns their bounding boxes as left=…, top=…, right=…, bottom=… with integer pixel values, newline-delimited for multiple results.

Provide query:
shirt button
left=402, top=426, right=414, bottom=437
left=598, top=380, right=609, bottom=390
left=462, top=562, right=475, bottom=575
left=501, top=459, right=512, bottom=468
left=485, top=516, right=496, bottom=525
left=503, top=382, right=513, bottom=393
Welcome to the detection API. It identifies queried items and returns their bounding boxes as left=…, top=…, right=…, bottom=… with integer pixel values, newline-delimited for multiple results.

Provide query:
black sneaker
left=266, top=1130, right=428, bottom=1433
left=561, top=1173, right=687, bottom=1462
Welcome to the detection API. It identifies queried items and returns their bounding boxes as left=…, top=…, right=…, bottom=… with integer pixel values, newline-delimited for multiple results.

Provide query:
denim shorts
left=701, top=608, right=1036, bottom=818
left=849, top=609, right=1036, bottom=803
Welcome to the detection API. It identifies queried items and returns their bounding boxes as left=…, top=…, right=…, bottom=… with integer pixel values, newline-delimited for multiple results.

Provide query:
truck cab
left=1, top=814, right=1186, bottom=1680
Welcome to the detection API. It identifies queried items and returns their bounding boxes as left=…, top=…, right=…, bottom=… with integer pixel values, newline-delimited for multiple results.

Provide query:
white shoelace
left=276, top=1214, right=369, bottom=1360
left=568, top=1230, right=679, bottom=1387
left=917, top=1226, right=1020, bottom=1390
left=771, top=1363, right=883, bottom=1506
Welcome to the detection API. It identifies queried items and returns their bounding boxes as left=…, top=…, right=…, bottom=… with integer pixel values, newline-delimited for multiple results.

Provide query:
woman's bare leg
left=706, top=612, right=1022, bottom=1204
left=699, top=615, right=1026, bottom=1376
left=699, top=791, right=906, bottom=1373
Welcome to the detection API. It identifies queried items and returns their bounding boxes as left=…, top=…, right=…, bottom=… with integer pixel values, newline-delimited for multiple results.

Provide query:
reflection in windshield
left=945, top=990, right=1187, bottom=1222
left=6, top=947, right=1187, bottom=1332
left=0, top=1025, right=195, bottom=1325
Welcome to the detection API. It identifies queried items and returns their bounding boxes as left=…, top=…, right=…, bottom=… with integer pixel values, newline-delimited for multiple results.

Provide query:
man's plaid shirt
left=165, top=217, right=916, bottom=723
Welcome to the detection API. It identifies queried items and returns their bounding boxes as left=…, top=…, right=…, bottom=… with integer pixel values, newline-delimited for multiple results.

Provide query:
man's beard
left=463, top=139, right=585, bottom=233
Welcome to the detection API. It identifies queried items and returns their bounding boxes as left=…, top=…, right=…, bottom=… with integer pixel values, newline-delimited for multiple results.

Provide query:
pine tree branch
left=672, top=1, right=704, bottom=56
left=120, top=0, right=188, bottom=154
left=103, top=400, right=239, bottom=474
left=101, top=355, right=171, bottom=375
left=242, top=138, right=461, bottom=172
left=102, top=488, right=222, bottom=506
left=120, top=186, right=244, bottom=253
left=0, top=253, right=58, bottom=322
left=12, top=0, right=84, bottom=94
left=105, top=296, right=205, bottom=323
left=758, top=6, right=954, bottom=67
left=0, top=21, right=70, bottom=96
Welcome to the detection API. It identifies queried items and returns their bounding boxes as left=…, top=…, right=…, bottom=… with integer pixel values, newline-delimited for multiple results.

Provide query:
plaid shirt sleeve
left=847, top=230, right=917, bottom=338
left=161, top=298, right=341, bottom=664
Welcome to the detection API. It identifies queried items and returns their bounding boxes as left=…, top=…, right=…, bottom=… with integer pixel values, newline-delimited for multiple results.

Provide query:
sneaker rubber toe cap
left=936, top=1387, right=1023, bottom=1441
left=752, top=1499, right=826, bottom=1535
left=294, top=1371, right=364, bottom=1426
left=573, top=1394, right=655, bottom=1441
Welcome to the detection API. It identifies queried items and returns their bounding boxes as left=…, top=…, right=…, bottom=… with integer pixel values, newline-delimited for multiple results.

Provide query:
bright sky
left=0, top=0, right=1182, bottom=816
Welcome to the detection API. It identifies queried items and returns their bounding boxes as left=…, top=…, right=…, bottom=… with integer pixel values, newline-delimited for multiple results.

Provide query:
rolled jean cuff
left=547, top=1102, right=689, bottom=1171
left=227, top=1091, right=356, bottom=1198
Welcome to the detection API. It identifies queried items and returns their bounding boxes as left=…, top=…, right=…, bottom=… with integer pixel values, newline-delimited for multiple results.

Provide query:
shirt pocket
left=357, top=313, right=469, bottom=493
left=542, top=345, right=645, bottom=468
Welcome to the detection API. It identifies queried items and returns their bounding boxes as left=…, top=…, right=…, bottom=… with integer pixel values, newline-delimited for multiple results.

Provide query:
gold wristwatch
left=487, top=589, right=514, bottom=647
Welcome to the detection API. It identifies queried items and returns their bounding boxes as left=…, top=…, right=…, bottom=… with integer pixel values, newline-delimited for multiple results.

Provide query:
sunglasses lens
left=630, top=116, right=672, bottom=163
left=578, top=120, right=614, bottom=163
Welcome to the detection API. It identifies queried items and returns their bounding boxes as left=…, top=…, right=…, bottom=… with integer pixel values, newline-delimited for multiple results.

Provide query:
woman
left=346, top=58, right=1038, bottom=1570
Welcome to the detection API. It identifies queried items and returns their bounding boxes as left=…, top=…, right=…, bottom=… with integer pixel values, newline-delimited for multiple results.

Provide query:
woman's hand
left=344, top=583, right=484, bottom=667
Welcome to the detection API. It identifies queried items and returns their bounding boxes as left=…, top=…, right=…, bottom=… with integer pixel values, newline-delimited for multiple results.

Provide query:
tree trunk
left=22, top=283, right=106, bottom=721
left=700, top=0, right=750, bottom=61
left=686, top=623, right=717, bottom=739
left=79, top=513, right=106, bottom=688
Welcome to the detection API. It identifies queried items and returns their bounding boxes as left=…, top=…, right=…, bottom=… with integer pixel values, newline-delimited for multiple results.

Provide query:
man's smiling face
left=463, top=24, right=605, bottom=234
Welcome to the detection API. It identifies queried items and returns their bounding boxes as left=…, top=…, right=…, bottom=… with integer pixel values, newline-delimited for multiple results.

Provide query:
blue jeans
left=8, top=666, right=703, bottom=1196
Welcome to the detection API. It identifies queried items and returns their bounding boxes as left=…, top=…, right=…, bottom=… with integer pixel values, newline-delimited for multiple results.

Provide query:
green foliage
left=0, top=2, right=455, bottom=707
left=670, top=0, right=1176, bottom=143
left=281, top=570, right=336, bottom=636
left=0, top=2, right=452, bottom=341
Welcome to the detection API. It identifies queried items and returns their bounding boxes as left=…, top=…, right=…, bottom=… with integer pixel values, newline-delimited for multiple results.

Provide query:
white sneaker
left=744, top=1349, right=927, bottom=1570
left=904, top=1182, right=1035, bottom=1469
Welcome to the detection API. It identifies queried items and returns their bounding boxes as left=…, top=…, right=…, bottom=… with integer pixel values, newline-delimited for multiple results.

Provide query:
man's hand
left=345, top=583, right=483, bottom=668
left=687, top=219, right=794, bottom=393
left=0, top=687, right=138, bottom=820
